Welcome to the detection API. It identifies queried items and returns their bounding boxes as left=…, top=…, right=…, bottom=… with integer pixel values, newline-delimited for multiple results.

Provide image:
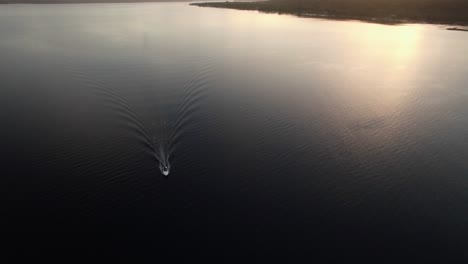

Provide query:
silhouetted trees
left=0, top=0, right=187, bottom=3
left=192, top=0, right=468, bottom=25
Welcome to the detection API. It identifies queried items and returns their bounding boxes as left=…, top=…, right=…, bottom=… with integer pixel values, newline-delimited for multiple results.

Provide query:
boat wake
left=68, top=58, right=214, bottom=177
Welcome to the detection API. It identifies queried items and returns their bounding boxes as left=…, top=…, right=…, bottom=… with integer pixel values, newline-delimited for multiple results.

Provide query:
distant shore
left=0, top=0, right=187, bottom=3
left=191, top=0, right=468, bottom=26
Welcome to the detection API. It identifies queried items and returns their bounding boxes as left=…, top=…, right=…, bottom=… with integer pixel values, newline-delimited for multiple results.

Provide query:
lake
left=2, top=2, right=468, bottom=260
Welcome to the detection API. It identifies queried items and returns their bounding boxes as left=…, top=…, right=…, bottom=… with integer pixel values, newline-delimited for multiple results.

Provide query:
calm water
left=2, top=3, right=468, bottom=259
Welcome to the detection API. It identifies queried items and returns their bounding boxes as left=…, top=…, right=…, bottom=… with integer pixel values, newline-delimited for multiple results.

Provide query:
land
left=191, top=0, right=468, bottom=25
left=447, top=27, right=468, bottom=32
left=0, top=0, right=186, bottom=3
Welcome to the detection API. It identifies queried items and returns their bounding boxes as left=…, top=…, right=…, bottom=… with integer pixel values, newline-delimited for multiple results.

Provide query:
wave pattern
left=67, top=57, right=215, bottom=177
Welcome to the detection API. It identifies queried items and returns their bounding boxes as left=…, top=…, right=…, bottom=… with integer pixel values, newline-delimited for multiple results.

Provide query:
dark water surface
left=2, top=3, right=468, bottom=260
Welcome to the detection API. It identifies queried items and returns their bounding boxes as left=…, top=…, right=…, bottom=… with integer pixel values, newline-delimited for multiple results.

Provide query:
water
left=2, top=3, right=468, bottom=260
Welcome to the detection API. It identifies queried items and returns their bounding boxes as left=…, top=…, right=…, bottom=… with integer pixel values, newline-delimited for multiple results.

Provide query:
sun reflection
left=318, top=23, right=425, bottom=150
left=360, top=24, right=422, bottom=69
left=342, top=23, right=423, bottom=110
left=369, top=24, right=422, bottom=105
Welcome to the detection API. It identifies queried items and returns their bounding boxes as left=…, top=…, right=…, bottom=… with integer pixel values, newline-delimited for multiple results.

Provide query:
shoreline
left=191, top=1, right=468, bottom=27
left=0, top=0, right=189, bottom=3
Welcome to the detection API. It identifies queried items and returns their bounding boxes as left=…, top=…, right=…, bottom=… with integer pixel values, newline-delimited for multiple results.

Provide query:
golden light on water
left=292, top=22, right=427, bottom=151
left=341, top=23, right=424, bottom=101
left=360, top=24, right=422, bottom=68
left=341, top=24, right=424, bottom=147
